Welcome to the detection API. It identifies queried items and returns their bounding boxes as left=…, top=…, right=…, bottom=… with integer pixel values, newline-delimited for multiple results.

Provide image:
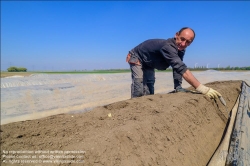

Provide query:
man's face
left=175, top=29, right=194, bottom=51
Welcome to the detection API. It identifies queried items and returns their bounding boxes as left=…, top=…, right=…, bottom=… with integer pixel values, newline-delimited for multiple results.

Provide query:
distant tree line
left=189, top=66, right=250, bottom=71
left=7, top=66, right=27, bottom=72
left=4, top=66, right=249, bottom=72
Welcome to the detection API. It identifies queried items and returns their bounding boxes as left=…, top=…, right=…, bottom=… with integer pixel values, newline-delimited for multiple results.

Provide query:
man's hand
left=196, top=84, right=222, bottom=99
left=175, top=86, right=202, bottom=94
left=175, top=86, right=190, bottom=93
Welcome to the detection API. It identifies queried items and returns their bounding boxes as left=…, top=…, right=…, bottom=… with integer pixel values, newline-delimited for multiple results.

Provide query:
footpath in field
left=0, top=80, right=243, bottom=166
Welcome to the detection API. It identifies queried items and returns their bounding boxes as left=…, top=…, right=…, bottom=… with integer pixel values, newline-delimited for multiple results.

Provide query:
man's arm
left=160, top=44, right=222, bottom=99
left=182, top=69, right=200, bottom=88
left=182, top=69, right=222, bottom=98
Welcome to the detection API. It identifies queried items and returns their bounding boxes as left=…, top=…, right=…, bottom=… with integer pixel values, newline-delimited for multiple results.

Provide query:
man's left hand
left=205, top=88, right=222, bottom=99
left=196, top=84, right=222, bottom=99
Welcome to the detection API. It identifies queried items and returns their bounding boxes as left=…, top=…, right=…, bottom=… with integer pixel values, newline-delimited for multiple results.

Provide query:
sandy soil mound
left=0, top=80, right=242, bottom=166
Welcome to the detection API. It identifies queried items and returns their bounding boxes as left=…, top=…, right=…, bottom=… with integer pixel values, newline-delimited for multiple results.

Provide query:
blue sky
left=1, top=1, right=250, bottom=71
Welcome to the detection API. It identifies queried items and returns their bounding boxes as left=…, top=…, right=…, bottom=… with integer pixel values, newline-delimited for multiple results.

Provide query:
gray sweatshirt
left=130, top=38, right=188, bottom=89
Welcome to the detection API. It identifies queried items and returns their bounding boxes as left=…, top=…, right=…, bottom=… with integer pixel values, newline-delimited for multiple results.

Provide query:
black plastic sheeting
left=226, top=81, right=250, bottom=166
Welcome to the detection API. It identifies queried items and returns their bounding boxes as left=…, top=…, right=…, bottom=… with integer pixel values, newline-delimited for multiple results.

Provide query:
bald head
left=175, top=27, right=195, bottom=50
left=178, top=27, right=195, bottom=40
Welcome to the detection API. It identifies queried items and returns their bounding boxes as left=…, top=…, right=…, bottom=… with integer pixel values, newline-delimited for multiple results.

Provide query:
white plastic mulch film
left=226, top=81, right=250, bottom=166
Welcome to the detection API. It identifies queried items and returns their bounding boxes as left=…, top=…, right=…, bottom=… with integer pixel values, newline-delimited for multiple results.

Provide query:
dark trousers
left=129, top=63, right=155, bottom=98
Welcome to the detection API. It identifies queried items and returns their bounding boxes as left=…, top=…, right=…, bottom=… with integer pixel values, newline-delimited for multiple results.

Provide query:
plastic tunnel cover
left=226, top=81, right=250, bottom=166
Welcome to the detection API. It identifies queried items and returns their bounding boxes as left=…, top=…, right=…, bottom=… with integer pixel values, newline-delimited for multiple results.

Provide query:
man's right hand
left=196, top=84, right=222, bottom=99
left=175, top=86, right=190, bottom=93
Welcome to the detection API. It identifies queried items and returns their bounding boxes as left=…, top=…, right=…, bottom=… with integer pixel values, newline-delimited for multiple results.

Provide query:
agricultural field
left=0, top=72, right=36, bottom=78
left=0, top=70, right=132, bottom=78
left=1, top=71, right=250, bottom=165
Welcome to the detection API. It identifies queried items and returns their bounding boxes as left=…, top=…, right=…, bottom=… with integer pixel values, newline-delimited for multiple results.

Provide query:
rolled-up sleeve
left=160, top=44, right=188, bottom=89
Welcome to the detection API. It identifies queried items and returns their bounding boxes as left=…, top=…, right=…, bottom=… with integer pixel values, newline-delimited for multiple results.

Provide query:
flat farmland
left=1, top=71, right=250, bottom=125
left=0, top=72, right=36, bottom=78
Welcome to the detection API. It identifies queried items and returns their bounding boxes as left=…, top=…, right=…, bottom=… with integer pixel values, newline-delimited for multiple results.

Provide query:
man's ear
left=175, top=32, right=179, bottom=38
